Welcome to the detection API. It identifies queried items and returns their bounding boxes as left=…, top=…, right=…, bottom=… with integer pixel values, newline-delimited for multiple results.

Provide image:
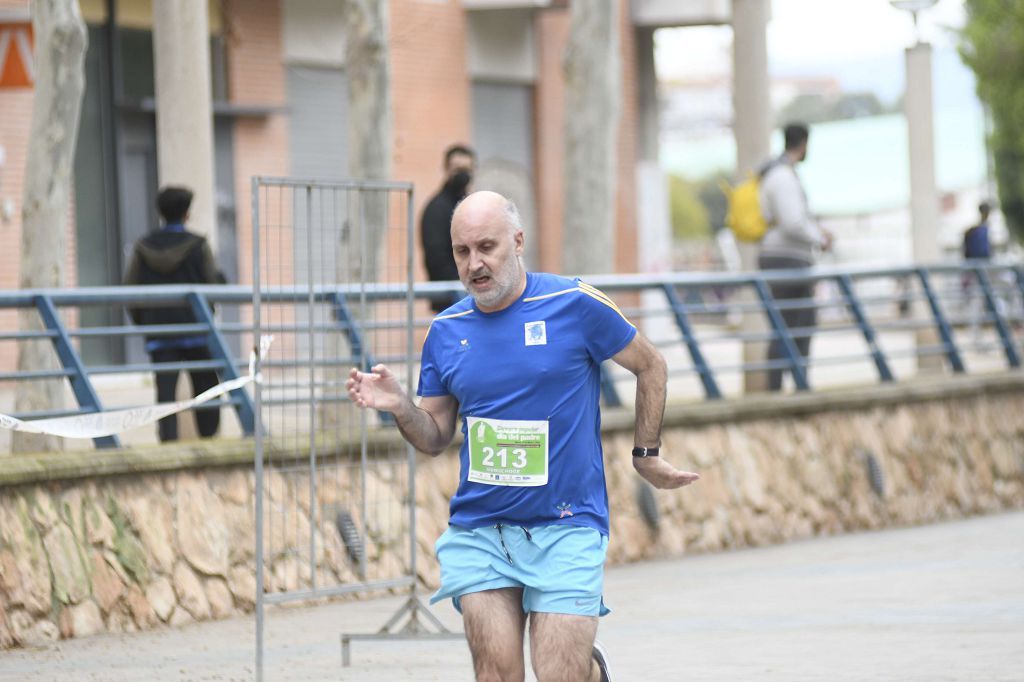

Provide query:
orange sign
left=0, top=22, right=33, bottom=88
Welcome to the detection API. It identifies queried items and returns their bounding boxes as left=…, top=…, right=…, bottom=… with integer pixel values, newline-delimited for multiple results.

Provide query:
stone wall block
left=261, top=502, right=312, bottom=565
left=988, top=439, right=1022, bottom=480
left=223, top=503, right=254, bottom=565
left=205, top=577, right=234, bottom=619
left=106, top=499, right=150, bottom=585
left=319, top=520, right=348, bottom=576
left=0, top=503, right=51, bottom=616
left=0, top=596, right=14, bottom=649
left=44, top=523, right=90, bottom=605
left=100, top=549, right=131, bottom=587
left=173, top=561, right=212, bottom=621
left=264, top=470, right=293, bottom=504
left=654, top=515, right=687, bottom=556
left=123, top=491, right=176, bottom=575
left=106, top=603, right=134, bottom=634
left=272, top=556, right=302, bottom=593
left=146, top=575, right=177, bottom=623
left=417, top=544, right=441, bottom=590
left=84, top=498, right=116, bottom=550
left=799, top=453, right=839, bottom=502
left=217, top=470, right=252, bottom=506
left=363, top=470, right=408, bottom=540
left=11, top=611, right=59, bottom=647
left=89, top=551, right=124, bottom=614
left=59, top=600, right=104, bottom=639
left=169, top=607, right=194, bottom=627
left=125, top=584, right=158, bottom=629
left=227, top=565, right=256, bottom=609
left=58, top=488, right=87, bottom=544
left=176, top=473, right=230, bottom=577
left=28, top=487, right=59, bottom=531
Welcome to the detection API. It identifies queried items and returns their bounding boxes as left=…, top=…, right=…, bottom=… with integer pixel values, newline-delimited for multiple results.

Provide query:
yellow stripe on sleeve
left=423, top=309, right=474, bottom=342
left=579, top=288, right=635, bottom=327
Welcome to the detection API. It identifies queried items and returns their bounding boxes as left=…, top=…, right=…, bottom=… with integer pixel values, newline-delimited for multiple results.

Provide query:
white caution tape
left=0, top=336, right=273, bottom=440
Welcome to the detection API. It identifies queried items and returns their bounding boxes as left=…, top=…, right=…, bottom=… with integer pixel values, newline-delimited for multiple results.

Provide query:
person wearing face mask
left=421, top=144, right=477, bottom=313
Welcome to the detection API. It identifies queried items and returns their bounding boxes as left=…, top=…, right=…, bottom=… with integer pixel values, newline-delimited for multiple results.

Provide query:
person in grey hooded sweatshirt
left=758, top=123, right=833, bottom=391
left=124, top=186, right=225, bottom=441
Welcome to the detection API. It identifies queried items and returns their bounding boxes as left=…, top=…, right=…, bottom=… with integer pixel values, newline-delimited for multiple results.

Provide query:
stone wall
left=1, top=375, right=1022, bottom=648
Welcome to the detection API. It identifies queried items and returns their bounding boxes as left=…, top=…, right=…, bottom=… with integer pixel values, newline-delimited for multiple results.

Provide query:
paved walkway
left=2, top=511, right=1022, bottom=681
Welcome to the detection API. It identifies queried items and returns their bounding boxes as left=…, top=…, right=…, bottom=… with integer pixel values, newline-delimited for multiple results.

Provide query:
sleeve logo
left=524, top=321, right=547, bottom=346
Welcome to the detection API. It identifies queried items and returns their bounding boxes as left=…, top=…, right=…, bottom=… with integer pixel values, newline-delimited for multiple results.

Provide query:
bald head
left=450, top=191, right=526, bottom=312
left=452, top=191, right=520, bottom=236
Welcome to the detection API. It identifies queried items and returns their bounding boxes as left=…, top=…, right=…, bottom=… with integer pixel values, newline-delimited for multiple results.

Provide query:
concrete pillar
left=634, top=28, right=674, bottom=344
left=904, top=42, right=942, bottom=372
left=731, top=0, right=772, bottom=392
left=152, top=0, right=217, bottom=248
left=905, top=43, right=939, bottom=264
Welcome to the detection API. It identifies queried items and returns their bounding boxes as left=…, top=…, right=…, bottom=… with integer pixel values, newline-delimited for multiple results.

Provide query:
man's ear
left=514, top=230, right=525, bottom=256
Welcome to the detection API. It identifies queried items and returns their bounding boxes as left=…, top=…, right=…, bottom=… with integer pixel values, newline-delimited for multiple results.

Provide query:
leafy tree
left=959, top=0, right=1024, bottom=242
left=668, top=175, right=711, bottom=241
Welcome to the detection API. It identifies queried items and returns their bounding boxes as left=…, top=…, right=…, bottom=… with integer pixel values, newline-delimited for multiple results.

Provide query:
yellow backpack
left=719, top=161, right=780, bottom=242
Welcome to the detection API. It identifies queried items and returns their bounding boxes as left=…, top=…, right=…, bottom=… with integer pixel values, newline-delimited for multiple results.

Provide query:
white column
left=152, top=0, right=217, bottom=248
left=732, top=0, right=772, bottom=392
left=634, top=28, right=675, bottom=350
left=905, top=42, right=938, bottom=264
left=904, top=42, right=942, bottom=372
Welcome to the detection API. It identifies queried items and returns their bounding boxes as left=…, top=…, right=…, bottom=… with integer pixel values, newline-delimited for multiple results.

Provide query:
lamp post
left=892, top=0, right=942, bottom=371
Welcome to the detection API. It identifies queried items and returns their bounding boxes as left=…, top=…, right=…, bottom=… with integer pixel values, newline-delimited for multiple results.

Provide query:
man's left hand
left=633, top=456, right=700, bottom=489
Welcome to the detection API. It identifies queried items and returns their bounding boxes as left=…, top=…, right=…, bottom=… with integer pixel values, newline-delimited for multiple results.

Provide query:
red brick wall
left=223, top=0, right=289, bottom=288
left=615, top=2, right=639, bottom=275
left=535, top=7, right=568, bottom=275
left=390, top=0, right=471, bottom=288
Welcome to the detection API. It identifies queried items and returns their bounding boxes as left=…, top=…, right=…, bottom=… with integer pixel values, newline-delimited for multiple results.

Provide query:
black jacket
left=420, top=187, right=461, bottom=283
left=123, top=230, right=224, bottom=339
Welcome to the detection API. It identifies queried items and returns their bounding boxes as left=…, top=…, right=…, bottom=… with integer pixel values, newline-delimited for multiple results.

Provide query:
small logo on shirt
left=524, top=321, right=547, bottom=346
left=458, top=338, right=470, bottom=353
left=557, top=502, right=574, bottom=518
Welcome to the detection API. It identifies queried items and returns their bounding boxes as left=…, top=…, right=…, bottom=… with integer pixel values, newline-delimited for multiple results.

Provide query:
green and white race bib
left=466, top=417, right=549, bottom=487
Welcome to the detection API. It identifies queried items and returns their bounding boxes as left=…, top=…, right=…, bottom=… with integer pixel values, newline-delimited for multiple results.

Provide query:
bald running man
left=348, top=191, right=699, bottom=681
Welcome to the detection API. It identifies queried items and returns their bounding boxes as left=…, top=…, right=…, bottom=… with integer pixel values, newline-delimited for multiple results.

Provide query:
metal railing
left=0, top=261, right=1021, bottom=449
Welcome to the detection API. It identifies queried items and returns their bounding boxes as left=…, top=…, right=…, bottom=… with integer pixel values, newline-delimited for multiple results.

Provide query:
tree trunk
left=12, top=0, right=88, bottom=454
left=341, top=0, right=391, bottom=285
left=562, top=0, right=621, bottom=276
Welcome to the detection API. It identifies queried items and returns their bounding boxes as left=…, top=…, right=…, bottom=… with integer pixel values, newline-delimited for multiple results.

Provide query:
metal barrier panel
left=251, top=178, right=417, bottom=677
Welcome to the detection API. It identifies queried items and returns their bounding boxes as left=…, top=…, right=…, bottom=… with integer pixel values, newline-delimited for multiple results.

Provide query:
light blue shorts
left=430, top=523, right=610, bottom=617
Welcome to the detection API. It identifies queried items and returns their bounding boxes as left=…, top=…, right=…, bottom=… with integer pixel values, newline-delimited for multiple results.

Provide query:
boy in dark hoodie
left=124, top=186, right=225, bottom=442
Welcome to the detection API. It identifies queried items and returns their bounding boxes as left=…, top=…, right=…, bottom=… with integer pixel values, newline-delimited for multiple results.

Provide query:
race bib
left=466, top=417, right=549, bottom=487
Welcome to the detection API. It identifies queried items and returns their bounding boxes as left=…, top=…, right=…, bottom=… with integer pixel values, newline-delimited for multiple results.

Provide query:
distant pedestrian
left=421, top=144, right=476, bottom=313
left=963, top=200, right=992, bottom=261
left=962, top=201, right=994, bottom=343
left=124, top=186, right=225, bottom=442
left=758, top=123, right=833, bottom=391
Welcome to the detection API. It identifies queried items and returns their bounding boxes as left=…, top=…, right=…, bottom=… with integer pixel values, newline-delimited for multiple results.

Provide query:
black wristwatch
left=632, top=446, right=659, bottom=458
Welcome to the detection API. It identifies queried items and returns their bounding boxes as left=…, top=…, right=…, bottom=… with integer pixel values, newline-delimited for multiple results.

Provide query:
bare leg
left=461, top=588, right=527, bottom=682
left=528, top=612, right=600, bottom=682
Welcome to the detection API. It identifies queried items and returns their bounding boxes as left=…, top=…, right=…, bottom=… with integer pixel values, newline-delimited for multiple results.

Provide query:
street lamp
left=890, top=0, right=938, bottom=43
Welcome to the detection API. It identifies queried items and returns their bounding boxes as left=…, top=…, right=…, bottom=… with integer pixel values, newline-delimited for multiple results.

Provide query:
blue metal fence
left=0, top=261, right=1021, bottom=449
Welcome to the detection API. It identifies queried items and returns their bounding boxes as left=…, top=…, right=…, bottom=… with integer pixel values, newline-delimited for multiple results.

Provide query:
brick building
left=0, top=0, right=746, bottom=371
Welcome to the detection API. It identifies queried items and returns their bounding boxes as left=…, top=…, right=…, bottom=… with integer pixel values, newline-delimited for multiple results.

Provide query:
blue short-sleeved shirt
left=417, top=272, right=636, bottom=536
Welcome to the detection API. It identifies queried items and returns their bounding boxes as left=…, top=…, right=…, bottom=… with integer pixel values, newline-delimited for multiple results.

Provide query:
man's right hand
left=347, top=364, right=407, bottom=414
